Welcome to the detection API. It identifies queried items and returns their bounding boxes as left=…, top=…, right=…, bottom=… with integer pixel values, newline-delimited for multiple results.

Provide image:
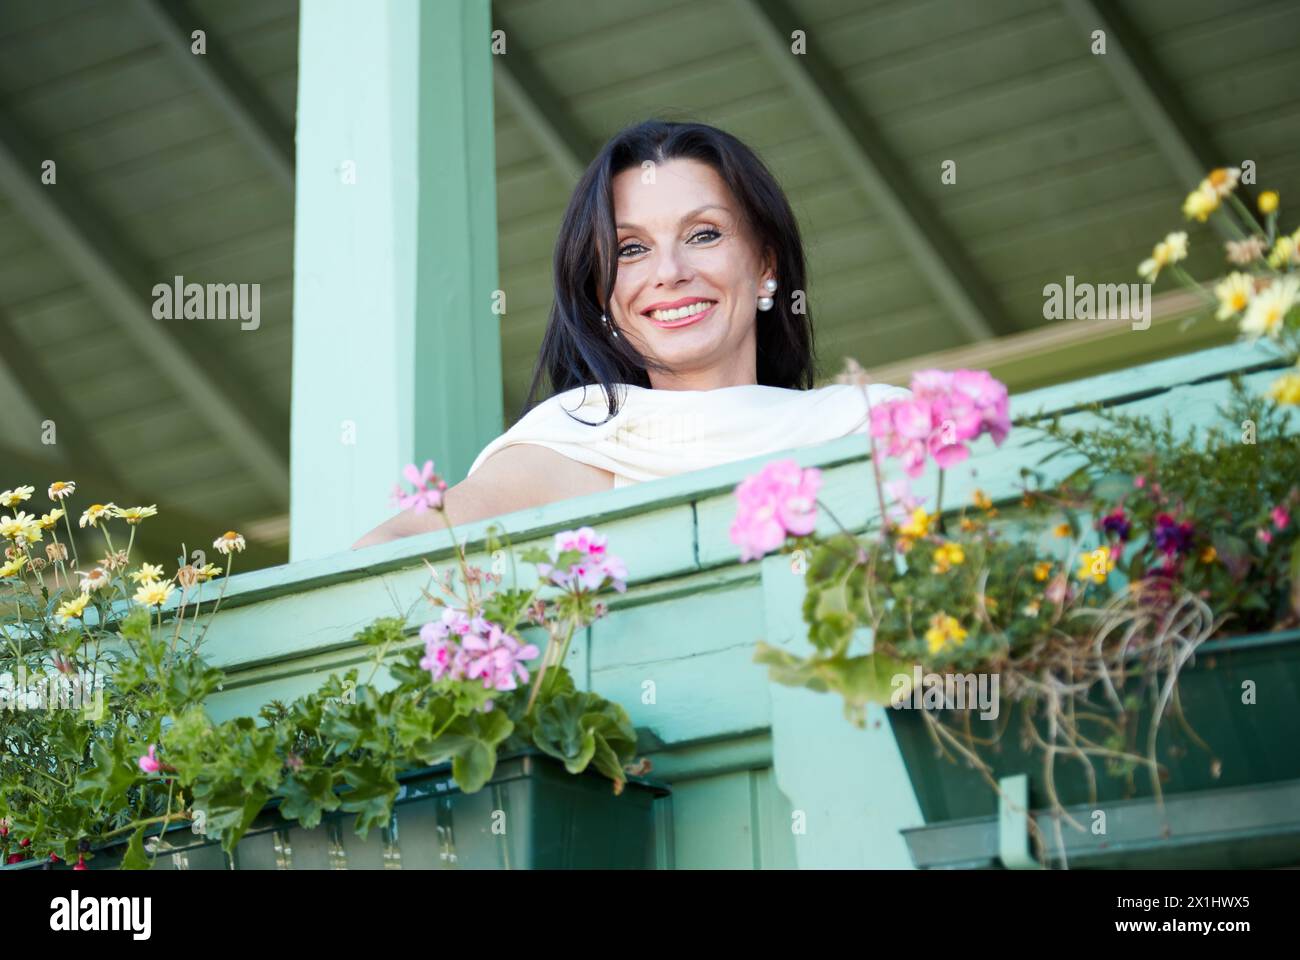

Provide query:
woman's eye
left=689, top=229, right=721, bottom=244
left=618, top=243, right=646, bottom=258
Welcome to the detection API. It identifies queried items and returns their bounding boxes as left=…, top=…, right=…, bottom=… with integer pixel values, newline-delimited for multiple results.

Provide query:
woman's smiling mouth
left=643, top=298, right=717, bottom=328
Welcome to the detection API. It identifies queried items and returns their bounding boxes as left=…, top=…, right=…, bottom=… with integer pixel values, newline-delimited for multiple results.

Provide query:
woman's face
left=608, top=158, right=773, bottom=390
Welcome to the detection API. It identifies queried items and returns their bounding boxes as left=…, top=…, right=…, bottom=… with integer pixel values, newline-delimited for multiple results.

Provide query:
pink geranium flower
left=729, top=459, right=823, bottom=562
left=1272, top=505, right=1290, bottom=530
left=138, top=744, right=161, bottom=774
left=870, top=369, right=1010, bottom=478
left=537, top=527, right=628, bottom=593
left=391, top=459, right=447, bottom=513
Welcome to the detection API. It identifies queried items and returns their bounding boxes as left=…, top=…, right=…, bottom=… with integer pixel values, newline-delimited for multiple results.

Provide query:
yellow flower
left=1076, top=546, right=1115, bottom=585
left=55, top=592, right=92, bottom=622
left=1267, top=234, right=1298, bottom=270
left=1259, top=190, right=1279, bottom=215
left=0, top=486, right=34, bottom=508
left=1182, top=183, right=1219, bottom=222
left=37, top=509, right=64, bottom=530
left=924, top=612, right=968, bottom=655
left=931, top=542, right=966, bottom=574
left=0, top=555, right=29, bottom=578
left=129, top=562, right=167, bottom=585
left=1205, top=167, right=1241, bottom=198
left=1053, top=522, right=1072, bottom=538
left=972, top=489, right=992, bottom=510
left=114, top=505, right=158, bottom=526
left=0, top=511, right=42, bottom=544
left=1138, top=231, right=1189, bottom=281
left=213, top=530, right=246, bottom=555
left=1214, top=272, right=1253, bottom=321
left=1033, top=561, right=1052, bottom=581
left=1200, top=545, right=1218, bottom=564
left=134, top=581, right=175, bottom=608
left=1241, top=276, right=1298, bottom=340
left=898, top=509, right=933, bottom=539
left=1267, top=371, right=1300, bottom=405
left=79, top=503, right=118, bottom=528
left=47, top=480, right=76, bottom=501
left=195, top=563, right=223, bottom=582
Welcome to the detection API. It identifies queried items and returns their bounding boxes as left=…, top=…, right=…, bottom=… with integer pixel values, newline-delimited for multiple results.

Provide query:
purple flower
left=1152, top=512, right=1195, bottom=557
left=1100, top=507, right=1131, bottom=542
left=537, top=526, right=629, bottom=592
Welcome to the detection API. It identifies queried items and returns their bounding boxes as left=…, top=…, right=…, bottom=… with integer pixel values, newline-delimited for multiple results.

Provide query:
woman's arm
left=350, top=444, right=615, bottom=549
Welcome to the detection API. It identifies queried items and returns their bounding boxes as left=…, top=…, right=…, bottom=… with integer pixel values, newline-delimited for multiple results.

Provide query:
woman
left=354, top=120, right=909, bottom=549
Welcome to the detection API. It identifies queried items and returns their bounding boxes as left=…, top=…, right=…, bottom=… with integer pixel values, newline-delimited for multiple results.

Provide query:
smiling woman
left=352, top=120, right=908, bottom=549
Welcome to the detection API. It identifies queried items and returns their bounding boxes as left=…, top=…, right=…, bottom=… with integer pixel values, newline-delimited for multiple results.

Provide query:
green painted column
left=290, top=0, right=502, bottom=561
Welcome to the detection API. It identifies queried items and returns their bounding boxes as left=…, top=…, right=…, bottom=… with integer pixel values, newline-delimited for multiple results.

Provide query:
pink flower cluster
left=729, top=459, right=823, bottom=562
left=391, top=460, right=447, bottom=513
left=870, top=369, right=1011, bottom=477
left=419, top=608, right=540, bottom=693
left=536, top=527, right=628, bottom=593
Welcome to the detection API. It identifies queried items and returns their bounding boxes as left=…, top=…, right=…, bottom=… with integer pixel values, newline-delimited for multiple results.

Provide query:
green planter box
left=14, top=751, right=668, bottom=871
left=888, top=628, right=1300, bottom=824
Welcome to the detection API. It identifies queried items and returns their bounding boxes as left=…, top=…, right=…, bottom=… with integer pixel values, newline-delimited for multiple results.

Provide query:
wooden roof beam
left=131, top=0, right=295, bottom=193
left=731, top=0, right=1012, bottom=342
left=0, top=105, right=291, bottom=506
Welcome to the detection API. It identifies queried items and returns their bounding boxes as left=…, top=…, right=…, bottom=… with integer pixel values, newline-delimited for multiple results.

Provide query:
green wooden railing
left=183, top=339, right=1293, bottom=869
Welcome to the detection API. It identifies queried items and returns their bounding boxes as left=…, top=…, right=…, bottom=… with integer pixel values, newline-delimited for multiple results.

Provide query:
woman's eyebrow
left=616, top=204, right=732, bottom=231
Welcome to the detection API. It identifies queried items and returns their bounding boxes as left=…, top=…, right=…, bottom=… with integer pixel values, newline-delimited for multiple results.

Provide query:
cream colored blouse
left=467, top=380, right=913, bottom=489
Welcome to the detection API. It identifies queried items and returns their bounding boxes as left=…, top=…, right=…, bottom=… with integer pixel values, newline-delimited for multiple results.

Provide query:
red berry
left=19, top=838, right=30, bottom=848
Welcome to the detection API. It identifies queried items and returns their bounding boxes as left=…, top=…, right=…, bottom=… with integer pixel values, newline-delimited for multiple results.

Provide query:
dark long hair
left=519, top=119, right=815, bottom=424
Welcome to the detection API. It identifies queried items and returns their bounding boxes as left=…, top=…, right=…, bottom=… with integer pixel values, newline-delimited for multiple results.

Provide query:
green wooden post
left=290, top=0, right=502, bottom=562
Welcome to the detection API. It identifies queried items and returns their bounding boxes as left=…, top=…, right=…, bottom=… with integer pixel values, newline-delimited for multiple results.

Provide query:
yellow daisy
left=47, top=481, right=76, bottom=501
left=931, top=542, right=966, bottom=574
left=1266, top=371, right=1300, bottom=405
left=77, top=567, right=111, bottom=593
left=79, top=503, right=118, bottom=528
left=0, top=555, right=29, bottom=578
left=133, top=581, right=175, bottom=608
left=1076, top=546, right=1115, bottom=585
left=0, top=486, right=35, bottom=508
left=1214, top=272, right=1253, bottom=321
left=1241, top=276, right=1298, bottom=340
left=1138, top=231, right=1189, bottom=281
left=898, top=509, right=933, bottom=540
left=924, top=612, right=968, bottom=655
left=1033, top=561, right=1052, bottom=581
left=55, top=592, right=92, bottom=622
left=113, top=505, right=158, bottom=526
left=128, top=562, right=167, bottom=585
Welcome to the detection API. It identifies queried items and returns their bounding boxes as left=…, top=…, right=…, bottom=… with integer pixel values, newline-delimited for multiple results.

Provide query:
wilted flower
left=45, top=542, right=67, bottom=563
left=1225, top=235, right=1267, bottom=266
left=100, top=550, right=129, bottom=573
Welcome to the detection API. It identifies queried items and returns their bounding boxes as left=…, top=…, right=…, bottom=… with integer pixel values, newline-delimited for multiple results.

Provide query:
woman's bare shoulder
left=456, top=443, right=615, bottom=515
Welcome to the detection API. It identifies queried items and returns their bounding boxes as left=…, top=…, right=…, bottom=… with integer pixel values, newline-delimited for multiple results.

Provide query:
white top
left=467, top=381, right=913, bottom=489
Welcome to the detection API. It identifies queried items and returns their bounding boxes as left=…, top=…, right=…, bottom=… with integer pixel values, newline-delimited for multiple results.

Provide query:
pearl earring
left=757, top=277, right=777, bottom=312
left=601, top=313, right=619, bottom=338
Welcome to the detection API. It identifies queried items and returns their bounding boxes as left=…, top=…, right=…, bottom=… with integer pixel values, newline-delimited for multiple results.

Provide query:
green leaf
left=338, top=758, right=399, bottom=837
left=120, top=824, right=151, bottom=870
left=277, top=768, right=341, bottom=831
left=73, top=728, right=141, bottom=810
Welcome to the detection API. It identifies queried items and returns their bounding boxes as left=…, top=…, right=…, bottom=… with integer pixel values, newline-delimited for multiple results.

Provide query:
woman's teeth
left=649, top=301, right=715, bottom=322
